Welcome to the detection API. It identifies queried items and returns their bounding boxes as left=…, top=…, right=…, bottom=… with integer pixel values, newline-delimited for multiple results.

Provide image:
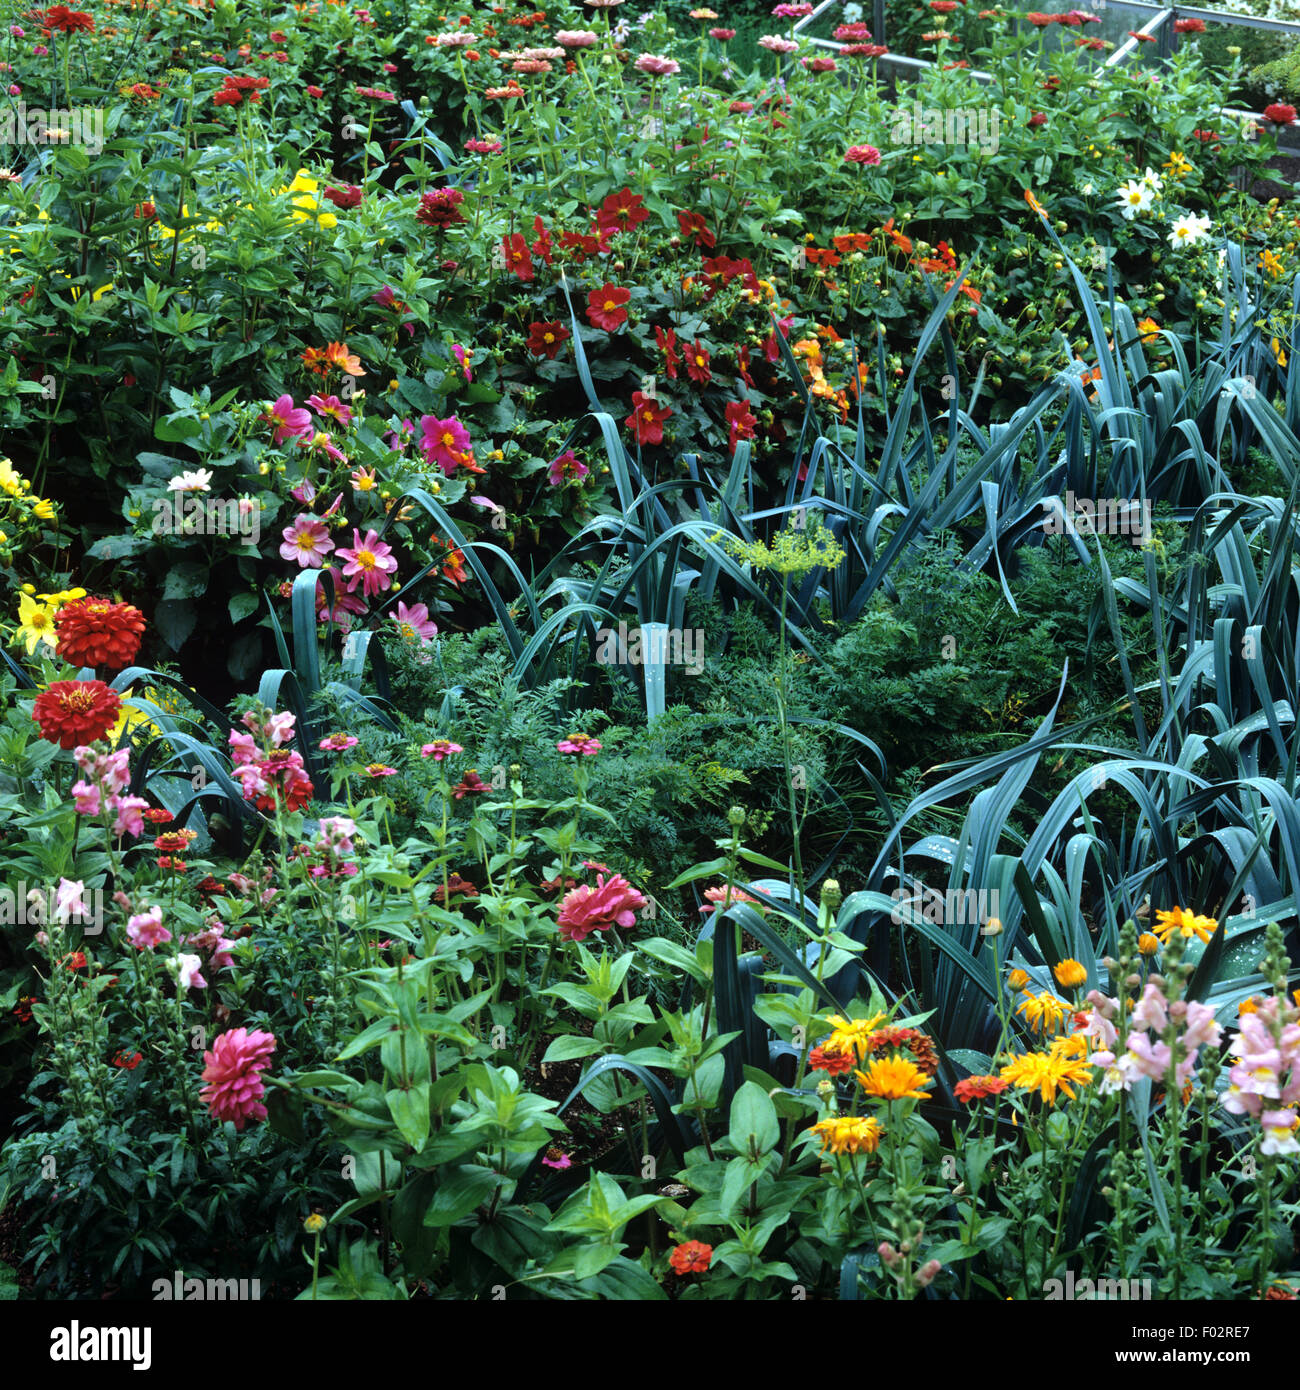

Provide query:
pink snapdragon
left=127, top=905, right=171, bottom=950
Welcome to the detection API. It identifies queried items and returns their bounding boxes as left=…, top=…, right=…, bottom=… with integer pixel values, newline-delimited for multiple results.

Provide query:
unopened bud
left=727, top=805, right=746, bottom=828
left=914, top=1258, right=942, bottom=1288
left=821, top=879, right=842, bottom=910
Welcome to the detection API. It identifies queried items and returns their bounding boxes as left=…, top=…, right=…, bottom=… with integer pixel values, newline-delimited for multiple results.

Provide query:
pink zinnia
left=126, top=905, right=171, bottom=950
left=420, top=738, right=463, bottom=760
left=320, top=733, right=360, bottom=751
left=420, top=413, right=472, bottom=474
left=635, top=53, right=680, bottom=75
left=557, top=734, right=602, bottom=755
left=557, top=873, right=647, bottom=943
left=263, top=393, right=312, bottom=446
left=280, top=514, right=335, bottom=568
left=337, top=528, right=399, bottom=598
left=199, top=1028, right=277, bottom=1130
left=845, top=144, right=881, bottom=165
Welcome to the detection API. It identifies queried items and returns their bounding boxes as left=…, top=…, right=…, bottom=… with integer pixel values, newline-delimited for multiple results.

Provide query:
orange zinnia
left=855, top=1054, right=933, bottom=1101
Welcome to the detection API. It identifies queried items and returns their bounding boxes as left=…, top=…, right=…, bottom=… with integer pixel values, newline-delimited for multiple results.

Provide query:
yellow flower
left=1259, top=248, right=1284, bottom=280
left=823, top=1011, right=888, bottom=1059
left=14, top=593, right=59, bottom=655
left=107, top=693, right=160, bottom=744
left=304, top=1213, right=328, bottom=1234
left=1153, top=906, right=1217, bottom=946
left=809, top=1114, right=884, bottom=1155
left=1136, top=317, right=1160, bottom=346
left=1053, top=958, right=1088, bottom=990
left=37, top=586, right=86, bottom=604
left=1163, top=151, right=1192, bottom=179
left=1239, top=996, right=1261, bottom=1017
left=1016, top=990, right=1071, bottom=1034
left=999, top=1049, right=1093, bottom=1106
left=1272, top=337, right=1288, bottom=368
left=31, top=498, right=56, bottom=520
left=0, top=457, right=26, bottom=498
left=1008, top=968, right=1031, bottom=992
left=854, top=1054, right=933, bottom=1102
left=280, top=170, right=338, bottom=230
left=1137, top=932, right=1160, bottom=956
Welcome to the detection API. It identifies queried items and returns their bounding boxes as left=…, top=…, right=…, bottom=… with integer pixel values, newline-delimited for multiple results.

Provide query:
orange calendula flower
left=1137, top=932, right=1160, bottom=956
left=1024, top=189, right=1046, bottom=216
left=999, top=1049, right=1093, bottom=1106
left=855, top=1054, right=933, bottom=1101
left=1008, top=968, right=1031, bottom=992
left=1153, top=906, right=1217, bottom=946
left=1052, top=958, right=1088, bottom=990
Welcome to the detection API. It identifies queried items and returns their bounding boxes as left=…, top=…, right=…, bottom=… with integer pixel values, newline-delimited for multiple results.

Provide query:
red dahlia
left=54, top=597, right=146, bottom=669
left=33, top=680, right=121, bottom=750
left=586, top=283, right=632, bottom=331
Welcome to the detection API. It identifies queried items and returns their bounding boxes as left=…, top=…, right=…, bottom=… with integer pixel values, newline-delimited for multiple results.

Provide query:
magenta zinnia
left=557, top=873, right=647, bottom=942
left=199, top=1028, right=277, bottom=1129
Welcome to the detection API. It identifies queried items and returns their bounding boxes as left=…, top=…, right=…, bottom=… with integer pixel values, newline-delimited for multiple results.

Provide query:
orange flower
left=669, top=1240, right=712, bottom=1275
left=855, top=1054, right=933, bottom=1101
left=878, top=216, right=912, bottom=254
left=832, top=232, right=871, bottom=254
left=54, top=597, right=146, bottom=669
left=1023, top=189, right=1046, bottom=217
left=302, top=342, right=365, bottom=377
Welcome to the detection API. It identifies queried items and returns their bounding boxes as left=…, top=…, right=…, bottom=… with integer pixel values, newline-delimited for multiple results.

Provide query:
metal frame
left=793, top=0, right=1300, bottom=131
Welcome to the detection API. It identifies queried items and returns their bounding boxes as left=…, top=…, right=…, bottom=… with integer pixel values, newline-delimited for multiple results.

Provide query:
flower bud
left=914, top=1258, right=942, bottom=1288
left=821, top=879, right=842, bottom=910
left=727, top=805, right=746, bottom=828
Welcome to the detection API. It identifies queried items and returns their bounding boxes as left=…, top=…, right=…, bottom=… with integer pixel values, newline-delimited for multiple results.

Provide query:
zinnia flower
left=854, top=1054, right=933, bottom=1101
left=669, top=1240, right=712, bottom=1274
left=557, top=873, right=647, bottom=942
left=557, top=733, right=602, bottom=755
left=198, top=1028, right=276, bottom=1129
left=53, top=597, right=146, bottom=669
left=810, top=1115, right=884, bottom=1154
left=33, top=680, right=121, bottom=749
left=845, top=144, right=881, bottom=165
left=953, top=1075, right=1010, bottom=1102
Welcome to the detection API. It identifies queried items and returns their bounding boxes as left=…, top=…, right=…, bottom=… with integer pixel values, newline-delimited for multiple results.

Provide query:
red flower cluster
left=416, top=187, right=466, bottom=229
left=676, top=210, right=716, bottom=250
left=54, top=596, right=146, bottom=669
left=953, top=1074, right=1010, bottom=1103
left=669, top=1241, right=712, bottom=1275
left=33, top=680, right=121, bottom=750
left=212, top=74, right=270, bottom=106
left=1265, top=103, right=1298, bottom=126
left=557, top=873, right=647, bottom=943
left=324, top=184, right=363, bottom=209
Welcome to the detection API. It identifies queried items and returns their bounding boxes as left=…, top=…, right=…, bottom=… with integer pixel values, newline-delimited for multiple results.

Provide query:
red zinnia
left=526, top=320, right=570, bottom=358
left=669, top=1241, right=712, bottom=1275
left=324, top=184, right=363, bottom=209
left=33, top=680, right=121, bottom=750
left=54, top=597, right=146, bottom=669
left=624, top=390, right=672, bottom=446
left=1173, top=16, right=1205, bottom=31
left=1264, top=103, right=1297, bottom=126
left=112, top=1050, right=143, bottom=1069
left=808, top=1042, right=855, bottom=1075
left=953, top=1074, right=1010, bottom=1103
left=586, top=283, right=631, bottom=331
left=42, top=5, right=95, bottom=32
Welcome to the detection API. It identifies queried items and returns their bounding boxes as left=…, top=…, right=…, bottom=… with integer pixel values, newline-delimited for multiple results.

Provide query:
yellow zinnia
left=14, top=592, right=59, bottom=654
left=809, top=1114, right=884, bottom=1156
left=855, top=1054, right=932, bottom=1102
left=1016, top=990, right=1071, bottom=1034
left=1153, top=906, right=1217, bottom=946
left=822, top=1011, right=887, bottom=1059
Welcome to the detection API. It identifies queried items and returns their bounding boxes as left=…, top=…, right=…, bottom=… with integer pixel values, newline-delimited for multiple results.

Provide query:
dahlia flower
left=199, top=1027, right=276, bottom=1129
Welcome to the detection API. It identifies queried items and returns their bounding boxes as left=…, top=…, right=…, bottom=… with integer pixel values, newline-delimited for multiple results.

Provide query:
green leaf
left=422, top=1165, right=502, bottom=1227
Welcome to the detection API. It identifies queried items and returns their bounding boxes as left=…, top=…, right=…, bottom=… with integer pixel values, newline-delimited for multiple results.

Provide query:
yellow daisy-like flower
left=822, top=1011, right=888, bottom=1058
left=31, top=498, right=56, bottom=521
left=1007, top=968, right=1031, bottom=992
left=809, top=1114, right=884, bottom=1156
left=1163, top=150, right=1192, bottom=179
left=107, top=693, right=161, bottom=745
left=37, top=586, right=87, bottom=605
left=1049, top=1031, right=1089, bottom=1061
left=1016, top=990, right=1071, bottom=1034
left=999, top=1049, right=1093, bottom=1106
left=1053, top=958, right=1088, bottom=990
left=855, top=1054, right=933, bottom=1102
left=0, top=457, right=26, bottom=498
left=1153, top=906, right=1217, bottom=946
left=1259, top=248, right=1284, bottom=280
left=1137, top=932, right=1160, bottom=956
left=14, top=592, right=59, bottom=654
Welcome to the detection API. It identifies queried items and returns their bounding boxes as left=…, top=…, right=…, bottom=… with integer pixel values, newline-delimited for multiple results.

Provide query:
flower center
left=355, top=550, right=376, bottom=570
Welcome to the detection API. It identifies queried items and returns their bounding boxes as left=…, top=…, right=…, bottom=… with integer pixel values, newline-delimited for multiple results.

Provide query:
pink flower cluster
left=312, top=815, right=361, bottom=878
left=72, top=746, right=150, bottom=839
left=199, top=1028, right=277, bottom=1130
left=229, top=708, right=314, bottom=814
left=557, top=872, right=647, bottom=943
left=1091, top=981, right=1222, bottom=1094
left=1221, top=997, right=1300, bottom=1154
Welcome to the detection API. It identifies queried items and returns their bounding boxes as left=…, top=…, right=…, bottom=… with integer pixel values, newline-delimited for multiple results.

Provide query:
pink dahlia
left=280, top=514, right=335, bottom=568
left=199, top=1027, right=277, bottom=1129
left=390, top=600, right=438, bottom=645
left=557, top=872, right=647, bottom=942
left=337, top=528, right=398, bottom=598
left=420, top=413, right=472, bottom=475
left=262, top=393, right=313, bottom=446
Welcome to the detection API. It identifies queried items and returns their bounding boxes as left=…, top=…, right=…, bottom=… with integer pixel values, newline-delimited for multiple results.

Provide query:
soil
left=1251, top=152, right=1300, bottom=203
